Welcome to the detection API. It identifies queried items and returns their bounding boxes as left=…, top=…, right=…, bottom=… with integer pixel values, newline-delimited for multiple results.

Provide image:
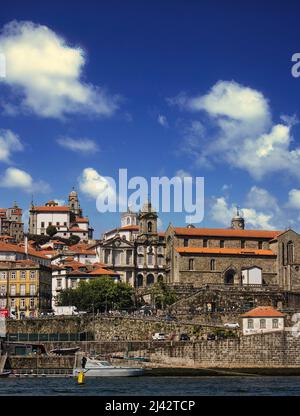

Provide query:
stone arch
left=157, top=274, right=164, bottom=283
left=146, top=273, right=155, bottom=286
left=224, top=268, right=236, bottom=285
left=136, top=274, right=144, bottom=288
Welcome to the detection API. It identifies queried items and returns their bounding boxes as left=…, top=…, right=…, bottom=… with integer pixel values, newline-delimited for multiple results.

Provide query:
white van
left=152, top=333, right=166, bottom=340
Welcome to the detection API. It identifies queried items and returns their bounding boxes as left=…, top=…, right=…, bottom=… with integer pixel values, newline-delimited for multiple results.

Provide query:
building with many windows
left=0, top=203, right=24, bottom=242
left=0, top=260, right=52, bottom=318
left=28, top=189, right=94, bottom=241
left=95, top=203, right=166, bottom=287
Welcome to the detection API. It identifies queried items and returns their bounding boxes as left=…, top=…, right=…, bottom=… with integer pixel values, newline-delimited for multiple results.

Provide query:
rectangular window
left=20, top=298, right=25, bottom=309
left=56, top=280, right=62, bottom=289
left=30, top=298, right=35, bottom=309
left=138, top=256, right=143, bottom=265
left=11, top=272, right=16, bottom=279
left=56, top=222, right=60, bottom=226
left=203, top=239, right=208, bottom=248
left=272, top=319, right=279, bottom=329
left=1, top=272, right=6, bottom=279
left=30, top=284, right=35, bottom=295
left=220, top=240, right=225, bottom=248
left=71, top=280, right=77, bottom=288
left=30, top=271, right=35, bottom=279
left=184, top=239, right=189, bottom=247
left=241, top=240, right=245, bottom=249
left=48, top=222, right=52, bottom=226
left=10, top=298, right=15, bottom=308
left=0, top=299, right=6, bottom=308
left=260, top=319, right=266, bottom=329
left=158, top=256, right=163, bottom=266
left=10, top=285, right=16, bottom=296
left=148, top=254, right=153, bottom=265
left=189, top=259, right=194, bottom=270
left=41, top=222, right=45, bottom=228
left=258, top=241, right=263, bottom=250
left=21, top=271, right=26, bottom=279
left=20, top=284, right=26, bottom=295
left=247, top=319, right=254, bottom=329
left=0, top=285, right=6, bottom=294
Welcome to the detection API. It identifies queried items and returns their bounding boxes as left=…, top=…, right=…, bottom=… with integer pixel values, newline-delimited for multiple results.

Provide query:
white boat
left=73, top=357, right=144, bottom=377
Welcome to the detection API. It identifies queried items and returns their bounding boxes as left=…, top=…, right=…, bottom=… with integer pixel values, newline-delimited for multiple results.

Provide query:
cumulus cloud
left=57, top=137, right=99, bottom=153
left=209, top=184, right=297, bottom=230
left=210, top=194, right=277, bottom=230
left=170, top=80, right=300, bottom=180
left=0, top=20, right=121, bottom=118
left=0, top=129, right=23, bottom=162
left=78, top=167, right=115, bottom=199
left=157, top=114, right=168, bottom=127
left=0, top=167, right=50, bottom=193
left=287, top=189, right=300, bottom=209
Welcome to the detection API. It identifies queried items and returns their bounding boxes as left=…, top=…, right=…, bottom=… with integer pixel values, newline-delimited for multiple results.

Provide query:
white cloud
left=157, top=114, right=168, bottom=127
left=210, top=195, right=276, bottom=230
left=78, top=167, right=115, bottom=199
left=0, top=20, right=121, bottom=118
left=287, top=189, right=300, bottom=209
left=171, top=80, right=300, bottom=180
left=0, top=129, right=23, bottom=162
left=246, top=186, right=280, bottom=212
left=0, top=167, right=50, bottom=193
left=57, top=137, right=99, bottom=153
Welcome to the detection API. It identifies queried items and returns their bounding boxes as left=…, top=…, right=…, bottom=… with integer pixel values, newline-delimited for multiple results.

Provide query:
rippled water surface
left=0, top=376, right=300, bottom=395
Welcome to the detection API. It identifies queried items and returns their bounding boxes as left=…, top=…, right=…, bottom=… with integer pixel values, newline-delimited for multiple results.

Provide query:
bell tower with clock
left=231, top=206, right=245, bottom=230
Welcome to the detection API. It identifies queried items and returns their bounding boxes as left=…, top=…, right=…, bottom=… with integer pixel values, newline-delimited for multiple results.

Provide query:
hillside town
left=0, top=188, right=299, bottom=331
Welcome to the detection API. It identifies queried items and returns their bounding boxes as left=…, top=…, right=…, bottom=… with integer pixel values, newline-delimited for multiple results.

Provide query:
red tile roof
left=31, top=206, right=70, bottom=212
left=176, top=247, right=276, bottom=256
left=241, top=306, right=285, bottom=318
left=75, top=217, right=89, bottom=223
left=88, top=267, right=119, bottom=276
left=173, top=227, right=283, bottom=239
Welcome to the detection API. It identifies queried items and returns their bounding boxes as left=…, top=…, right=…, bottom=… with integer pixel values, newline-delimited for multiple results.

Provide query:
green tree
left=46, top=225, right=57, bottom=238
left=150, top=281, right=178, bottom=310
left=57, top=277, right=134, bottom=312
left=68, top=235, right=81, bottom=246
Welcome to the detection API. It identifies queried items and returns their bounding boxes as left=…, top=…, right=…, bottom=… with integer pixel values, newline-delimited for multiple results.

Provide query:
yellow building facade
left=0, top=260, right=52, bottom=318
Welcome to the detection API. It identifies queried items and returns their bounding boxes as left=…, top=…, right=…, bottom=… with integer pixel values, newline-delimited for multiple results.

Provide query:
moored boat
left=73, top=357, right=144, bottom=377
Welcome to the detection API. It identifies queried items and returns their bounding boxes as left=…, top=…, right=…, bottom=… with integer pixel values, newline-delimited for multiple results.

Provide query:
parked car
left=223, top=322, right=240, bottom=329
left=152, top=333, right=166, bottom=341
left=179, top=333, right=190, bottom=341
left=206, top=333, right=216, bottom=341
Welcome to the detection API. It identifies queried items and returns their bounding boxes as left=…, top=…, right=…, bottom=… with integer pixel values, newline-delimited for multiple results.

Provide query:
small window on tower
left=258, top=241, right=263, bottom=250
left=220, top=240, right=225, bottom=248
left=148, top=222, right=152, bottom=233
left=189, top=259, right=194, bottom=270
left=203, top=239, right=208, bottom=248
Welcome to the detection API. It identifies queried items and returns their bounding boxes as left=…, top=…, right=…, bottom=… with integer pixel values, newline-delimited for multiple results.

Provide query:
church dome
left=69, top=189, right=78, bottom=198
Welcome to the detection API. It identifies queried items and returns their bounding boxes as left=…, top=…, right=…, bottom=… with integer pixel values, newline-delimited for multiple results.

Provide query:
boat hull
left=73, top=367, right=144, bottom=377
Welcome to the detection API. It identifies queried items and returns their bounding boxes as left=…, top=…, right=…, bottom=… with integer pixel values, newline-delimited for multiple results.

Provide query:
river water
left=0, top=376, right=300, bottom=395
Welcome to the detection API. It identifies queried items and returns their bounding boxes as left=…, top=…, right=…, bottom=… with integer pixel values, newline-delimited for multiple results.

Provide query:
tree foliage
left=46, top=225, right=57, bottom=237
left=150, top=281, right=178, bottom=309
left=57, top=277, right=134, bottom=312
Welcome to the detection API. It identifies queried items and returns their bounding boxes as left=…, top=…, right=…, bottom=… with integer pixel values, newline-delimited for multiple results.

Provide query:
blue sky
left=1, top=0, right=300, bottom=235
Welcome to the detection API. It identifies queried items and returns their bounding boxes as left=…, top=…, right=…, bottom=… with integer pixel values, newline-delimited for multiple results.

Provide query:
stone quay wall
left=150, top=331, right=300, bottom=368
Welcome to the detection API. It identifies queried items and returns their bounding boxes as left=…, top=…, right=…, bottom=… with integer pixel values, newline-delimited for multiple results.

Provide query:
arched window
left=147, top=221, right=152, bottom=233
left=272, top=319, right=279, bottom=329
left=247, top=319, right=254, bottom=329
left=282, top=242, right=285, bottom=265
left=146, top=274, right=154, bottom=286
left=210, top=259, right=216, bottom=271
left=260, top=319, right=266, bottom=329
left=287, top=241, right=294, bottom=264
left=136, top=274, right=143, bottom=287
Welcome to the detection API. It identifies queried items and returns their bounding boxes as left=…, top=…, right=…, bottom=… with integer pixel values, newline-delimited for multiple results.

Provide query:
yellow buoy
left=77, top=371, right=85, bottom=385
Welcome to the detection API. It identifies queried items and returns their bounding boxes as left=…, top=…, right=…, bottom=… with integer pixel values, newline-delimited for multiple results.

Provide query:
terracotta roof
left=69, top=228, right=87, bottom=232
left=173, top=227, right=283, bottom=239
left=88, top=267, right=119, bottom=276
left=75, top=217, right=89, bottom=223
left=31, top=206, right=70, bottom=212
left=0, top=242, right=49, bottom=259
left=176, top=247, right=276, bottom=256
left=241, top=306, right=285, bottom=318
left=106, top=225, right=139, bottom=234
